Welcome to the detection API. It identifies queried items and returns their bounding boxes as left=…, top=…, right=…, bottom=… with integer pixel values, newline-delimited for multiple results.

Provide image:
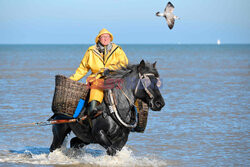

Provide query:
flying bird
left=156, top=2, right=179, bottom=30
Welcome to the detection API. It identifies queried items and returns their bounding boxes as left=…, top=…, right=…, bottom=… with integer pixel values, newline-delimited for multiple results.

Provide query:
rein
left=106, top=72, right=156, bottom=129
left=116, top=72, right=156, bottom=106
left=117, top=84, right=135, bottom=107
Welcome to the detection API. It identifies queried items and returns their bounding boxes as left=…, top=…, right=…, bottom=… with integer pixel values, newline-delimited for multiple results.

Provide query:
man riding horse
left=70, top=28, right=128, bottom=118
left=49, top=29, right=165, bottom=155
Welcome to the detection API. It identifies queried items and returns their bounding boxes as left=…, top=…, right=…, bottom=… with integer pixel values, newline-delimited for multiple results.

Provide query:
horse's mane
left=105, top=64, right=135, bottom=79
left=106, top=62, right=157, bottom=79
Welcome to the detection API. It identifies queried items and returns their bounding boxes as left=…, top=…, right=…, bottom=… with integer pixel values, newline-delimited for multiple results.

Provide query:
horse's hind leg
left=70, top=137, right=89, bottom=149
left=50, top=123, right=71, bottom=152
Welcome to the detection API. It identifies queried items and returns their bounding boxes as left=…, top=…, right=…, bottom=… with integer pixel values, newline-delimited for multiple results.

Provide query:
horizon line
left=0, top=43, right=250, bottom=45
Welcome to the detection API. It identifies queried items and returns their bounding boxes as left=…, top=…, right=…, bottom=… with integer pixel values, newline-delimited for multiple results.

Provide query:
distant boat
left=217, top=39, right=221, bottom=45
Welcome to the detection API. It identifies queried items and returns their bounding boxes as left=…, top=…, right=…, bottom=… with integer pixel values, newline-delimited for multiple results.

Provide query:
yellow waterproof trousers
left=87, top=77, right=104, bottom=103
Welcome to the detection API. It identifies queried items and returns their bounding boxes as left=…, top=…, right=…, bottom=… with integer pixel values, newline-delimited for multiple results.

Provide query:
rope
left=0, top=111, right=103, bottom=128
left=0, top=121, right=55, bottom=128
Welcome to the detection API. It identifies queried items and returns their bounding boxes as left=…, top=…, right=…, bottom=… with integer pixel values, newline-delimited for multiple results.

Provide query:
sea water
left=0, top=44, right=249, bottom=166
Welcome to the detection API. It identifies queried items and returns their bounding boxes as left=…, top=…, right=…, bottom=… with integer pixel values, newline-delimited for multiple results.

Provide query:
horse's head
left=134, top=60, right=165, bottom=111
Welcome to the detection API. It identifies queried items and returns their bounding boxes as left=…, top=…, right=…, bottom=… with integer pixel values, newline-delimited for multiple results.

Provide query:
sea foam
left=0, top=146, right=167, bottom=167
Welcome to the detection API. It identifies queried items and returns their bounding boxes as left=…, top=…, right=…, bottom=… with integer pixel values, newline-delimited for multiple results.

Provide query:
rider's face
left=99, top=33, right=111, bottom=46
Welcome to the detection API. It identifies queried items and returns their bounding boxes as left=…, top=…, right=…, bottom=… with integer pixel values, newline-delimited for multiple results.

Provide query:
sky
left=0, top=0, right=250, bottom=44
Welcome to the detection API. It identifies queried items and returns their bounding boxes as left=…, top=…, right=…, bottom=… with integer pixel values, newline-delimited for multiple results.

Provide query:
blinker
left=141, top=76, right=161, bottom=88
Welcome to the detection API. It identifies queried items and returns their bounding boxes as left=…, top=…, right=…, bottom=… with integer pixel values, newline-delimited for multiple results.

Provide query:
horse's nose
left=155, top=100, right=164, bottom=108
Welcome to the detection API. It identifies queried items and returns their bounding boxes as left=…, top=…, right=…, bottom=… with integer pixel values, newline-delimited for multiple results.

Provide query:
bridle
left=134, top=73, right=161, bottom=99
left=107, top=72, right=161, bottom=128
left=118, top=72, right=161, bottom=106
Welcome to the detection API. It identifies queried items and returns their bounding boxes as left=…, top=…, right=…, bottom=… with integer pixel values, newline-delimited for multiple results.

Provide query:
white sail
left=217, top=39, right=221, bottom=45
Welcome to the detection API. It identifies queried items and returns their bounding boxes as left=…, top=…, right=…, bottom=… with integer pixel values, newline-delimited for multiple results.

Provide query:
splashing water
left=0, top=146, right=167, bottom=167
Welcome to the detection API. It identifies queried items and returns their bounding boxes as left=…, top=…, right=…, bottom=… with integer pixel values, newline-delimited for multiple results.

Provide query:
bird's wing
left=165, top=16, right=175, bottom=30
left=164, top=2, right=174, bottom=13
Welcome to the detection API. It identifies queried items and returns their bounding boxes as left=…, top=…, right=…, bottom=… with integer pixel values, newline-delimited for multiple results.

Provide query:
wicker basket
left=51, top=75, right=89, bottom=117
left=134, top=99, right=149, bottom=133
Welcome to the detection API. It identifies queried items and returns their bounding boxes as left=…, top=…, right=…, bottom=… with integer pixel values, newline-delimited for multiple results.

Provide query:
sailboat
left=217, top=39, right=221, bottom=45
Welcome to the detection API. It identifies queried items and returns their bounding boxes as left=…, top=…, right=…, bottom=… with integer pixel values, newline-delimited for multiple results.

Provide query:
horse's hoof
left=49, top=146, right=56, bottom=153
left=107, top=147, right=116, bottom=156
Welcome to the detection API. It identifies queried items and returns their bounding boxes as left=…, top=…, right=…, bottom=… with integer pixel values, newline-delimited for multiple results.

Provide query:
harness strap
left=108, top=89, right=137, bottom=128
left=135, top=73, right=154, bottom=99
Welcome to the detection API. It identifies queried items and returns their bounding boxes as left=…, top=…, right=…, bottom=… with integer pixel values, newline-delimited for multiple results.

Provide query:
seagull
left=156, top=2, right=179, bottom=29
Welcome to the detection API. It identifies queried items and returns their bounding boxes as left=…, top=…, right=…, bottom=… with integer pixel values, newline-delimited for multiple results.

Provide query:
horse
left=49, top=60, right=165, bottom=156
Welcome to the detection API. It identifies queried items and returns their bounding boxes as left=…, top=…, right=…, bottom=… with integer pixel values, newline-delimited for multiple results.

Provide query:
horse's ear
left=153, top=61, right=157, bottom=68
left=138, top=60, right=145, bottom=72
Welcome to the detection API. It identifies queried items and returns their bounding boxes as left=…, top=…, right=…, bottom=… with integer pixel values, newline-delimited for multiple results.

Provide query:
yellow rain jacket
left=70, top=29, right=128, bottom=103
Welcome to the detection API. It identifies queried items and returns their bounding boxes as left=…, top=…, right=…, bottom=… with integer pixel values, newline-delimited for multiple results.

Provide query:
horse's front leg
left=93, top=129, right=116, bottom=155
left=50, top=123, right=71, bottom=152
left=112, top=129, right=129, bottom=151
left=92, top=117, right=118, bottom=156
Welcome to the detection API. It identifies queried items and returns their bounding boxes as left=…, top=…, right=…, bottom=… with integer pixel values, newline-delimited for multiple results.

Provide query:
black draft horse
left=50, top=60, right=165, bottom=155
